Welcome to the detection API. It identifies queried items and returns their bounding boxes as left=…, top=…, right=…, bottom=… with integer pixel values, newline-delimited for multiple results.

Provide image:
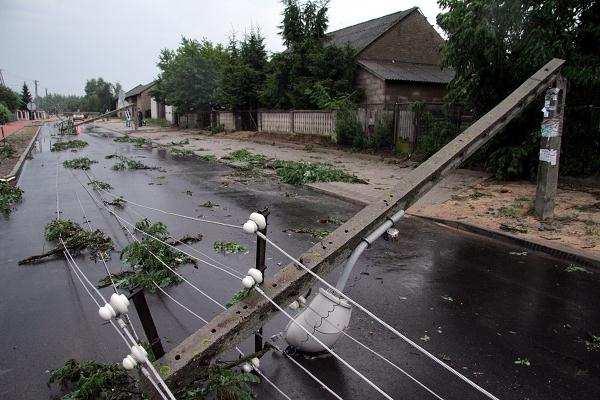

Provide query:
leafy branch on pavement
left=108, top=154, right=154, bottom=171
left=103, top=196, right=125, bottom=208
left=49, top=359, right=141, bottom=400
left=0, top=181, right=23, bottom=217
left=274, top=160, right=366, bottom=185
left=170, top=147, right=195, bottom=157
left=19, top=219, right=114, bottom=265
left=49, top=345, right=271, bottom=400
left=224, top=149, right=267, bottom=170
left=113, top=136, right=149, bottom=147
left=283, top=227, right=330, bottom=240
left=213, top=241, right=247, bottom=254
left=98, top=218, right=195, bottom=291
left=63, top=157, right=97, bottom=170
left=51, top=140, right=88, bottom=152
left=87, top=179, right=113, bottom=191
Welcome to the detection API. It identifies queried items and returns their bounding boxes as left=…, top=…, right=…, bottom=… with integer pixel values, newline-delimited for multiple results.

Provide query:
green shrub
left=0, top=103, right=12, bottom=125
left=0, top=143, right=15, bottom=159
left=335, top=106, right=363, bottom=146
left=416, top=114, right=458, bottom=158
left=211, top=123, right=225, bottom=134
left=372, top=113, right=394, bottom=150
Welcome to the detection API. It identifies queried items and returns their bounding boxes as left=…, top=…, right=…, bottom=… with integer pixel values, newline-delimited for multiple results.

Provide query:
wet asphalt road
left=0, top=124, right=599, bottom=400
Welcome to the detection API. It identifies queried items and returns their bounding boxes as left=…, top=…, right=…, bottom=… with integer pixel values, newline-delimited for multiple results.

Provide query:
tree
left=262, top=0, right=358, bottom=109
left=437, top=0, right=600, bottom=178
left=21, top=83, right=32, bottom=110
left=0, top=85, right=22, bottom=111
left=217, top=30, right=268, bottom=110
left=38, top=93, right=85, bottom=113
left=153, top=38, right=225, bottom=113
left=82, top=78, right=119, bottom=112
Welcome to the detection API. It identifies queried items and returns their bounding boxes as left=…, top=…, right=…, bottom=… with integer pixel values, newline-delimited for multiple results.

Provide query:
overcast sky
left=0, top=0, right=442, bottom=96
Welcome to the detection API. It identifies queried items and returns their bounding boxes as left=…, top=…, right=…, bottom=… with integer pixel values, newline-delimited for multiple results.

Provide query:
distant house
left=326, top=7, right=454, bottom=105
left=124, top=81, right=156, bottom=118
left=150, top=97, right=175, bottom=124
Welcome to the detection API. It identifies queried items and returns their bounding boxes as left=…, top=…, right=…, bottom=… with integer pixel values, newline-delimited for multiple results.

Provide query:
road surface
left=0, top=123, right=598, bottom=399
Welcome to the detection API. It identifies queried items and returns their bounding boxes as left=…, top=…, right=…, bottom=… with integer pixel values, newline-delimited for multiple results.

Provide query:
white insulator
left=288, top=301, right=300, bottom=310
left=131, top=345, right=148, bottom=363
left=247, top=268, right=263, bottom=284
left=122, top=355, right=137, bottom=370
left=251, top=357, right=260, bottom=368
left=249, top=212, right=266, bottom=230
left=98, top=304, right=116, bottom=321
left=298, top=296, right=307, bottom=305
left=241, top=275, right=256, bottom=288
left=243, top=220, right=258, bottom=234
left=110, top=293, right=129, bottom=314
left=242, top=363, right=253, bottom=373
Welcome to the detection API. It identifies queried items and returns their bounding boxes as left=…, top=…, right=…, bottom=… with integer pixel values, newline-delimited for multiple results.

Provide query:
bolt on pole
left=534, top=75, right=567, bottom=220
left=254, top=207, right=269, bottom=353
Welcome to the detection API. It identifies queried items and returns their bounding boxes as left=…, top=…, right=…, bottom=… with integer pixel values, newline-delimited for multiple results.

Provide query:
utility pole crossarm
left=159, top=58, right=565, bottom=392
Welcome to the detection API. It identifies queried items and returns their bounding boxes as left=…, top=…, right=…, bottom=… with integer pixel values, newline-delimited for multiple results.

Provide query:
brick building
left=124, top=81, right=156, bottom=118
left=327, top=7, right=454, bottom=105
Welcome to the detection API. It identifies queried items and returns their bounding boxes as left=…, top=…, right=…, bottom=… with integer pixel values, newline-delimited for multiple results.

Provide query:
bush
left=335, top=106, right=363, bottom=146
left=211, top=123, right=225, bottom=134
left=0, top=103, right=12, bottom=125
left=372, top=113, right=394, bottom=150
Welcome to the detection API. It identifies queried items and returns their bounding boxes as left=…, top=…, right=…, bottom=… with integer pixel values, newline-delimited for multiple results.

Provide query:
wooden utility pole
left=534, top=75, right=567, bottom=219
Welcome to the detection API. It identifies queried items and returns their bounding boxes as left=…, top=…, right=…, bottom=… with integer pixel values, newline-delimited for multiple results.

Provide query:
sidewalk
left=93, top=120, right=489, bottom=210
left=1, top=120, right=31, bottom=139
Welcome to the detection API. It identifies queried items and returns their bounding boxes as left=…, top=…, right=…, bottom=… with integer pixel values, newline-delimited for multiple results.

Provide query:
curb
left=416, top=215, right=600, bottom=268
left=2, top=125, right=42, bottom=184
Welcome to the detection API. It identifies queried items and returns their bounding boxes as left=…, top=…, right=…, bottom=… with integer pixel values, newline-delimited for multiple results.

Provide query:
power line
left=55, top=155, right=173, bottom=400
left=257, top=232, right=500, bottom=400
left=84, top=180, right=452, bottom=399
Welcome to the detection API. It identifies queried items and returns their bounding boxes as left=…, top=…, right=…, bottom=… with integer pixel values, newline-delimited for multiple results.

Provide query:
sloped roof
left=124, top=81, right=155, bottom=99
left=358, top=60, right=455, bottom=83
left=326, top=7, right=417, bottom=52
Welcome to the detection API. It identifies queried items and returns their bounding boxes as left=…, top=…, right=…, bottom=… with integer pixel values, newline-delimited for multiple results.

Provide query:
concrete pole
left=534, top=75, right=567, bottom=220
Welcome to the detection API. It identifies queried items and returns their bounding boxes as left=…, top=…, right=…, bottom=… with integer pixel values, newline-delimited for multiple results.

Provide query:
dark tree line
left=438, top=0, right=600, bottom=179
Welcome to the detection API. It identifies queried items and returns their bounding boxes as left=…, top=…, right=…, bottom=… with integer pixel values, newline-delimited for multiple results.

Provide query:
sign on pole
left=534, top=76, right=567, bottom=219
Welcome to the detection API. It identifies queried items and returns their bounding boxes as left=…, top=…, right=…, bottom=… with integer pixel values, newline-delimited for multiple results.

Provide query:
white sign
left=539, top=149, right=558, bottom=166
left=26, top=102, right=37, bottom=111
left=541, top=119, right=560, bottom=138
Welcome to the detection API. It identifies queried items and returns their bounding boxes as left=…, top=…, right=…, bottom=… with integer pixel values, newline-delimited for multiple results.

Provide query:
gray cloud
left=0, top=0, right=441, bottom=95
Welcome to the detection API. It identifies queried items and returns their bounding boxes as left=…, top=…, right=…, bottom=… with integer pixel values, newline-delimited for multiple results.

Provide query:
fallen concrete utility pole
left=73, top=104, right=134, bottom=127
left=159, top=58, right=565, bottom=392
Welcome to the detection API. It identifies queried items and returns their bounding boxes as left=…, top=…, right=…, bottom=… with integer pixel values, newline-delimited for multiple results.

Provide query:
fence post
left=254, top=207, right=269, bottom=353
left=130, top=289, right=165, bottom=359
left=534, top=75, right=567, bottom=219
left=290, top=110, right=295, bottom=134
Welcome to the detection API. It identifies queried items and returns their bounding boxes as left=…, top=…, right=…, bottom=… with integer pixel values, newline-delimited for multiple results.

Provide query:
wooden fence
left=217, top=112, right=235, bottom=131
left=258, top=110, right=336, bottom=137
